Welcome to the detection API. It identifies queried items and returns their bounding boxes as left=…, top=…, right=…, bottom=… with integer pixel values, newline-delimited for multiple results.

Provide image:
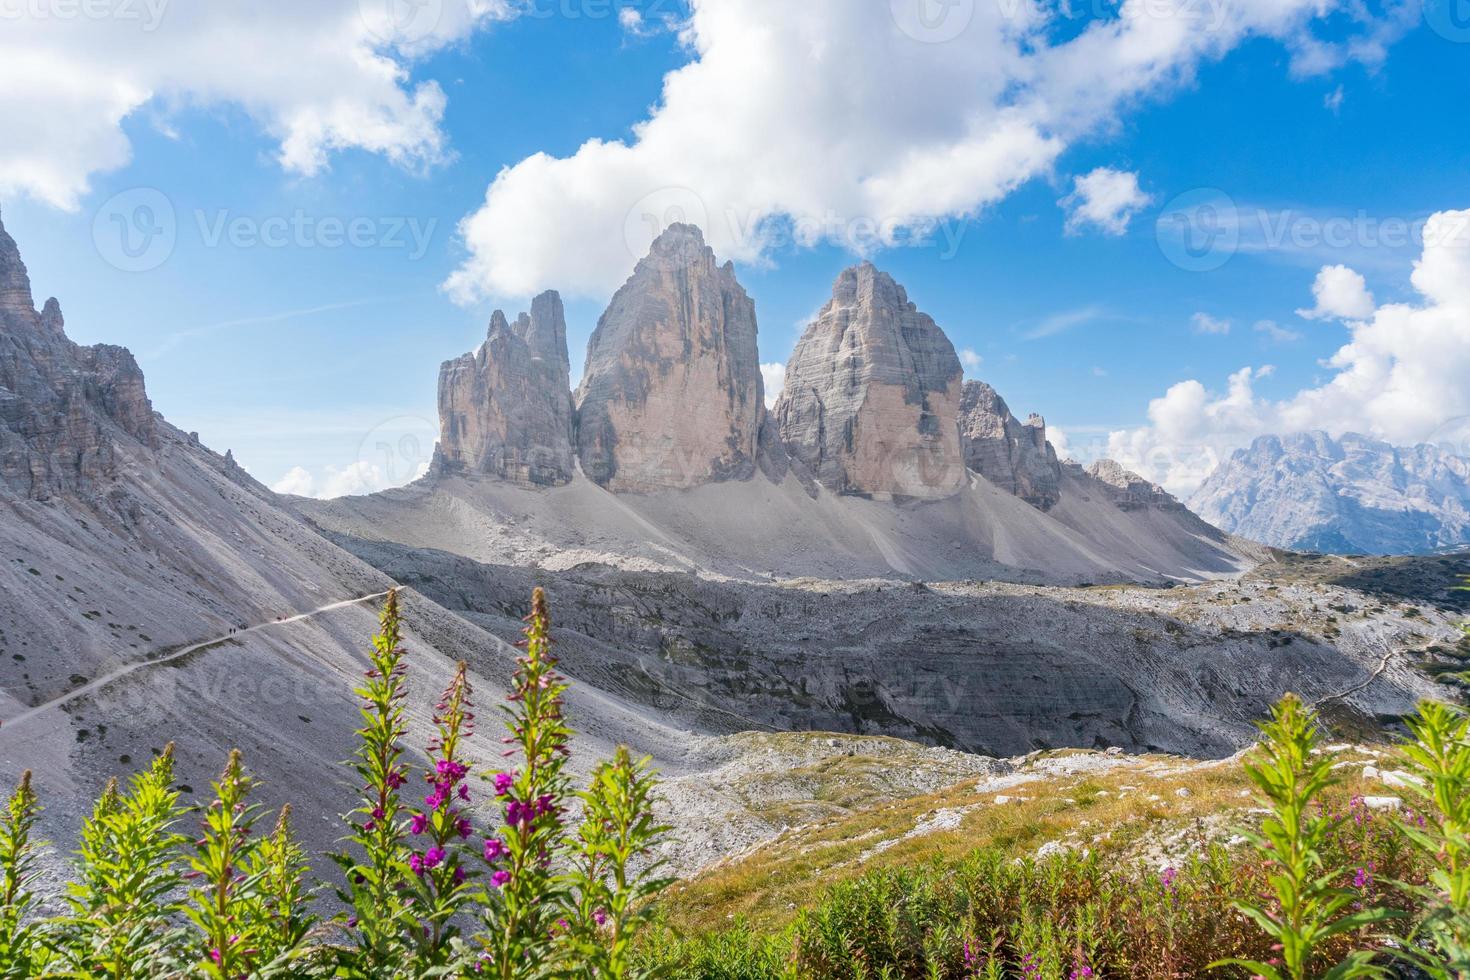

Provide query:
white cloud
left=1107, top=209, right=1470, bottom=495
left=447, top=0, right=1398, bottom=302
left=0, top=1, right=514, bottom=209
left=1060, top=167, right=1151, bottom=237
left=1048, top=424, right=1072, bottom=461
left=1296, top=263, right=1376, bottom=321
left=1191, top=312, right=1232, bottom=335
left=1254, top=319, right=1302, bottom=344
left=271, top=466, right=317, bottom=497
left=959, top=348, right=984, bottom=373
left=1091, top=366, right=1108, bottom=377
left=760, top=362, right=786, bottom=408
left=272, top=458, right=430, bottom=499
left=1324, top=85, right=1345, bottom=114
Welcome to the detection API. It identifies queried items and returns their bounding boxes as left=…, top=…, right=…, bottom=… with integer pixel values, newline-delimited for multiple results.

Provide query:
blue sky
left=2, top=0, right=1468, bottom=496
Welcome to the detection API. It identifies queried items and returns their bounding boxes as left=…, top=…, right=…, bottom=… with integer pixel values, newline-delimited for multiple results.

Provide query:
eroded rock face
left=776, top=263, right=964, bottom=499
left=575, top=224, right=763, bottom=492
left=0, top=212, right=157, bottom=498
left=1076, top=459, right=1185, bottom=512
left=435, top=291, right=575, bottom=487
left=1190, top=431, right=1470, bottom=554
left=959, top=381, right=1062, bottom=510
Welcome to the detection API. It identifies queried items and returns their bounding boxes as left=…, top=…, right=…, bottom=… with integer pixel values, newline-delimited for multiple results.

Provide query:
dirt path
left=0, top=592, right=391, bottom=734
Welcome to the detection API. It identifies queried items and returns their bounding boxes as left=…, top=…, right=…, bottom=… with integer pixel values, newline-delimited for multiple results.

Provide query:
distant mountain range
left=1191, top=431, right=1470, bottom=555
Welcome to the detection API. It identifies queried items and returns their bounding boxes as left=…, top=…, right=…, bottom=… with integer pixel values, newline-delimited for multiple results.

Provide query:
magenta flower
left=491, top=869, right=511, bottom=889
left=457, top=817, right=473, bottom=839
left=424, top=847, right=445, bottom=870
left=483, top=837, right=507, bottom=862
left=409, top=854, right=425, bottom=877
left=593, top=907, right=608, bottom=927
left=493, top=771, right=514, bottom=797
left=410, top=812, right=429, bottom=835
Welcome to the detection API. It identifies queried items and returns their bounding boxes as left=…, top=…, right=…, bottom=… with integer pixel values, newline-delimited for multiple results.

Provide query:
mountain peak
left=0, top=208, right=35, bottom=315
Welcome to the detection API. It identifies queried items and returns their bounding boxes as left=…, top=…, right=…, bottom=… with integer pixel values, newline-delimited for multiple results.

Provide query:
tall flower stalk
left=1212, top=694, right=1394, bottom=980
left=0, top=771, right=46, bottom=978
left=404, top=662, right=477, bottom=970
left=479, top=587, right=574, bottom=979
left=568, top=746, right=673, bottom=979
left=1395, top=700, right=1470, bottom=976
left=332, top=587, right=413, bottom=974
left=60, top=744, right=188, bottom=977
left=185, top=750, right=264, bottom=979
left=245, top=804, right=318, bottom=974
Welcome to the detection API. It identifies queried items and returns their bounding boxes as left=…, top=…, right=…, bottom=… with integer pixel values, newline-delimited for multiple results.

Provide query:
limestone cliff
left=775, top=263, right=964, bottom=499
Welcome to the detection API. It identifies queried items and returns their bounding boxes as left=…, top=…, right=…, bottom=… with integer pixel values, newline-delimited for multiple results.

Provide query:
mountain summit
left=575, top=223, right=764, bottom=492
left=1191, top=431, right=1470, bottom=554
left=776, top=263, right=966, bottom=499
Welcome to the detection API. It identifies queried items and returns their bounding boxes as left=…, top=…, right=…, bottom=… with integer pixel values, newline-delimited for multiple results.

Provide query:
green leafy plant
left=1216, top=694, right=1393, bottom=978
left=55, top=744, right=189, bottom=977
left=331, top=587, right=413, bottom=975
left=0, top=772, right=46, bottom=979
left=185, top=749, right=265, bottom=978
left=1394, top=699, right=1470, bottom=976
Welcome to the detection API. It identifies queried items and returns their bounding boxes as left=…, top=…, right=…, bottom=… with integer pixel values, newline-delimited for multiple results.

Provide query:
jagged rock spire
left=435, top=291, right=575, bottom=487
left=0, top=208, right=36, bottom=315
left=574, top=223, right=763, bottom=492
left=775, top=263, right=965, bottom=499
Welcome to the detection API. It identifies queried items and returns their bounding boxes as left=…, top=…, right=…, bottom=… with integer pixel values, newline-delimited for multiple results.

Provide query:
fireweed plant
left=1211, top=694, right=1396, bottom=980
left=0, top=588, right=670, bottom=977
left=56, top=743, right=190, bottom=977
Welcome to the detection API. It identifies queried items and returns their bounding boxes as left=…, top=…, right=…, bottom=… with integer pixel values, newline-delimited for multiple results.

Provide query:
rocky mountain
left=0, top=217, right=157, bottom=498
left=1191, top=431, right=1470, bottom=554
left=958, top=381, right=1062, bottom=511
left=776, top=263, right=965, bottom=499
left=575, top=224, right=764, bottom=492
left=0, top=213, right=690, bottom=871
left=434, top=291, right=575, bottom=486
left=8, top=214, right=1451, bottom=890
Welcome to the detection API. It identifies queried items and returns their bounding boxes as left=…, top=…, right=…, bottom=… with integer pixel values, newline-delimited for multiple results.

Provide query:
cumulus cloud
left=272, top=458, right=430, bottom=499
left=0, top=1, right=514, bottom=209
left=960, top=348, right=984, bottom=373
left=759, top=362, right=786, bottom=408
left=1297, top=264, right=1376, bottom=321
left=1254, top=319, right=1302, bottom=344
left=1061, top=167, right=1151, bottom=236
left=1107, top=208, right=1470, bottom=495
left=1191, top=312, right=1232, bottom=335
left=447, top=0, right=1398, bottom=302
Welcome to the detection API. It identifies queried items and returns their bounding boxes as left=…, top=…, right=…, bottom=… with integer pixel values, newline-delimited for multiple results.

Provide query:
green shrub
left=0, top=588, right=669, bottom=978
